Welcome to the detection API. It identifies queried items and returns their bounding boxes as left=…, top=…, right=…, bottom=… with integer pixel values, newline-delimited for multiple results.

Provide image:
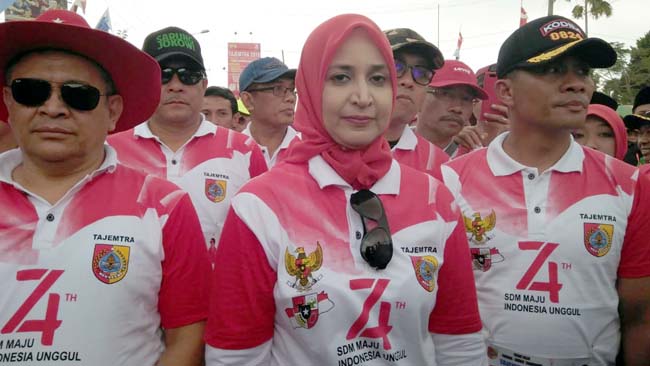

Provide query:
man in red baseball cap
left=416, top=59, right=487, bottom=157
left=0, top=10, right=210, bottom=366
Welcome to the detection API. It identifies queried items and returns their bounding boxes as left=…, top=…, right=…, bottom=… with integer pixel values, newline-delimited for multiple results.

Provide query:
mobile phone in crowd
left=476, top=64, right=507, bottom=120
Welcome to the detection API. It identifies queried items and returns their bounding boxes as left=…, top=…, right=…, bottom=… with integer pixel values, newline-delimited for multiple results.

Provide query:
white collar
left=307, top=155, right=401, bottom=195
left=134, top=115, right=216, bottom=140
left=0, top=144, right=119, bottom=185
left=392, top=124, right=418, bottom=151
left=487, top=132, right=584, bottom=176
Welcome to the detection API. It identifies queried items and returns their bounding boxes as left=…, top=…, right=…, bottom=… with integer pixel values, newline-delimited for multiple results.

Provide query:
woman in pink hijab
left=205, top=14, right=486, bottom=365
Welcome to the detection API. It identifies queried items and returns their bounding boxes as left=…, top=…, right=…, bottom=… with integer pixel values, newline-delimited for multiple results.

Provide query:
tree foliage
left=598, top=31, right=650, bottom=106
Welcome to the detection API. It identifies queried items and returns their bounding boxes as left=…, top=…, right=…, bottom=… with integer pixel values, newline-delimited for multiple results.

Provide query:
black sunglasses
left=10, top=78, right=106, bottom=111
left=350, top=189, right=393, bottom=270
left=394, top=59, right=434, bottom=86
left=161, top=67, right=205, bottom=85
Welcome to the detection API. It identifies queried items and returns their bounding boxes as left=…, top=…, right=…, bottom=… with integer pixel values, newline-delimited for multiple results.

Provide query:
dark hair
left=204, top=86, right=237, bottom=115
left=5, top=48, right=117, bottom=95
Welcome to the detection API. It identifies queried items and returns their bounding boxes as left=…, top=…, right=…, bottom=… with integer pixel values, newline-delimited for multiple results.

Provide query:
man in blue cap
left=240, top=57, right=299, bottom=167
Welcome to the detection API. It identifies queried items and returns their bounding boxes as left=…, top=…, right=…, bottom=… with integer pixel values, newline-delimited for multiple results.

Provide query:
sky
left=5, top=0, right=647, bottom=87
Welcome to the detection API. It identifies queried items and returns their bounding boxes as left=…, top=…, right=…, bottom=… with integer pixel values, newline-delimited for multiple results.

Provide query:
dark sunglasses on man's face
left=350, top=189, right=393, bottom=270
left=394, top=59, right=434, bottom=86
left=161, top=67, right=205, bottom=85
left=10, top=78, right=105, bottom=111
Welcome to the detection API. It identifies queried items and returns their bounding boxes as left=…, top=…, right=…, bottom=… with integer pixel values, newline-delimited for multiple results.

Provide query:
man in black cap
left=109, top=27, right=267, bottom=264
left=625, top=87, right=650, bottom=165
left=442, top=15, right=650, bottom=365
left=383, top=28, right=450, bottom=180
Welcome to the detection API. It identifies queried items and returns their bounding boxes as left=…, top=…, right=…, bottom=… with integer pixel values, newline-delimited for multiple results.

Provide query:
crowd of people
left=0, top=8, right=648, bottom=366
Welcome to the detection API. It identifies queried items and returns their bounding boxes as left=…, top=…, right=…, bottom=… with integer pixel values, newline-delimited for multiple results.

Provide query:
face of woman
left=321, top=30, right=393, bottom=150
left=571, top=115, right=616, bottom=157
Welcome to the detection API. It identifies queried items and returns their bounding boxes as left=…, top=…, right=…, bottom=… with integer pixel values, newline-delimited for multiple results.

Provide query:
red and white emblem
left=284, top=291, right=334, bottom=329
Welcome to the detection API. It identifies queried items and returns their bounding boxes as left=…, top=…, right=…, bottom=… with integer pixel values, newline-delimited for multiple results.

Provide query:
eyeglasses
left=247, top=85, right=296, bottom=98
left=161, top=67, right=205, bottom=85
left=394, top=59, right=434, bottom=86
left=350, top=189, right=393, bottom=270
left=9, top=78, right=107, bottom=111
left=427, top=87, right=479, bottom=106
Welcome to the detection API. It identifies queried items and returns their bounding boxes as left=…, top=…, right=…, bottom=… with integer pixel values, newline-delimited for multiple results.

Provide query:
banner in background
left=227, top=42, right=261, bottom=96
left=5, top=0, right=67, bottom=21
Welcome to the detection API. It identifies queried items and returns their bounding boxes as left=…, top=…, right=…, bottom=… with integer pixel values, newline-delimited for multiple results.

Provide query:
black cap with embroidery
left=633, top=86, right=650, bottom=112
left=142, top=26, right=204, bottom=70
left=624, top=113, right=650, bottom=130
left=384, top=28, right=444, bottom=69
left=496, top=15, right=616, bottom=78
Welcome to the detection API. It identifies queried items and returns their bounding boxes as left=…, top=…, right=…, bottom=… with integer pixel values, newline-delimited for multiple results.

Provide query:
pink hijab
left=587, top=104, right=627, bottom=160
left=286, top=14, right=397, bottom=190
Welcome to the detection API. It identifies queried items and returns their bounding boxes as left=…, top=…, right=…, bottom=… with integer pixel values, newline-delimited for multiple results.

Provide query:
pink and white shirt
left=242, top=125, right=301, bottom=168
left=109, top=119, right=267, bottom=254
left=205, top=157, right=485, bottom=365
left=442, top=132, right=650, bottom=365
left=0, top=147, right=210, bottom=366
left=392, top=126, right=449, bottom=181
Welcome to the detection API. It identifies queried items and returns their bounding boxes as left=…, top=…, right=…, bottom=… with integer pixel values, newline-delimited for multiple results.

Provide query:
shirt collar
left=392, top=125, right=418, bottom=151
left=134, top=115, right=216, bottom=139
left=0, top=144, right=119, bottom=185
left=308, top=155, right=401, bottom=195
left=487, top=131, right=584, bottom=176
left=243, top=124, right=299, bottom=151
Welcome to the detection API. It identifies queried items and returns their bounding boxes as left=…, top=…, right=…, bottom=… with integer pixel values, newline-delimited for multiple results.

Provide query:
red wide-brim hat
left=0, top=10, right=161, bottom=133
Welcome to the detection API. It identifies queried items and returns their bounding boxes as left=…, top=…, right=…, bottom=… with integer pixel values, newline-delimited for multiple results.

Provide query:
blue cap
left=239, top=57, right=296, bottom=92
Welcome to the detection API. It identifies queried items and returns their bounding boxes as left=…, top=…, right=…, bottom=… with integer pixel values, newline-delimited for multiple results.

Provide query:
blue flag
left=95, top=8, right=111, bottom=32
left=0, top=0, right=16, bottom=13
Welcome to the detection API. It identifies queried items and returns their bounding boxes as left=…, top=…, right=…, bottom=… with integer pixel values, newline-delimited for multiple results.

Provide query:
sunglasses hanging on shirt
left=350, top=189, right=393, bottom=270
left=10, top=78, right=106, bottom=111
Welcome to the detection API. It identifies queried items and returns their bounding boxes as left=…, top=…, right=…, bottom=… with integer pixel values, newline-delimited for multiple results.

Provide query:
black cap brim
left=624, top=114, right=650, bottom=130
left=392, top=42, right=444, bottom=69
left=155, top=51, right=205, bottom=70
left=509, top=38, right=616, bottom=75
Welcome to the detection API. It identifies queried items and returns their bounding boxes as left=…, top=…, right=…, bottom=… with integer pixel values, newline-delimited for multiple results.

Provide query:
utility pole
left=437, top=3, right=440, bottom=47
left=584, top=0, right=589, bottom=36
left=548, top=0, right=554, bottom=15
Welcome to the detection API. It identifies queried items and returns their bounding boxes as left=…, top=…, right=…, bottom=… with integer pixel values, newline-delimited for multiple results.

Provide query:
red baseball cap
left=0, top=10, right=161, bottom=133
left=429, top=60, right=488, bottom=100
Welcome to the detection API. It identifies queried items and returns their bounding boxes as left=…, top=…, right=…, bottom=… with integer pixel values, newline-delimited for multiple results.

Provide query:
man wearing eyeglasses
left=0, top=10, right=210, bottom=365
left=239, top=57, right=299, bottom=168
left=109, top=26, right=267, bottom=256
left=383, top=28, right=450, bottom=181
left=442, top=15, right=650, bottom=365
left=416, top=60, right=487, bottom=157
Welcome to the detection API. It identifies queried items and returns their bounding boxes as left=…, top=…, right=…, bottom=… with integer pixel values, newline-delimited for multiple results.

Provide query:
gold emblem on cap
left=527, top=40, right=581, bottom=63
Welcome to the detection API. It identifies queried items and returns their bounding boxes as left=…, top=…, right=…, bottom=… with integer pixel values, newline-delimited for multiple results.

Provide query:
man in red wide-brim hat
left=0, top=10, right=210, bottom=366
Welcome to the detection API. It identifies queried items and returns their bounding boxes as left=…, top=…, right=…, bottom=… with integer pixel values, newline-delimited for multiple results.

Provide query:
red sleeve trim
left=159, top=194, right=211, bottom=328
left=204, top=208, right=277, bottom=349
left=619, top=174, right=650, bottom=278
left=428, top=216, right=483, bottom=334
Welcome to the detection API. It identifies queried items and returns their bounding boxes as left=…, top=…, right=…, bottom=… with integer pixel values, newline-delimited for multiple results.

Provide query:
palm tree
left=566, top=0, right=613, bottom=36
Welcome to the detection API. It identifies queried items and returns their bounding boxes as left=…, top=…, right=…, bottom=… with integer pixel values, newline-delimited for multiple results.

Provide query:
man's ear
left=106, top=95, right=124, bottom=133
left=240, top=91, right=254, bottom=113
left=495, top=78, right=515, bottom=109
